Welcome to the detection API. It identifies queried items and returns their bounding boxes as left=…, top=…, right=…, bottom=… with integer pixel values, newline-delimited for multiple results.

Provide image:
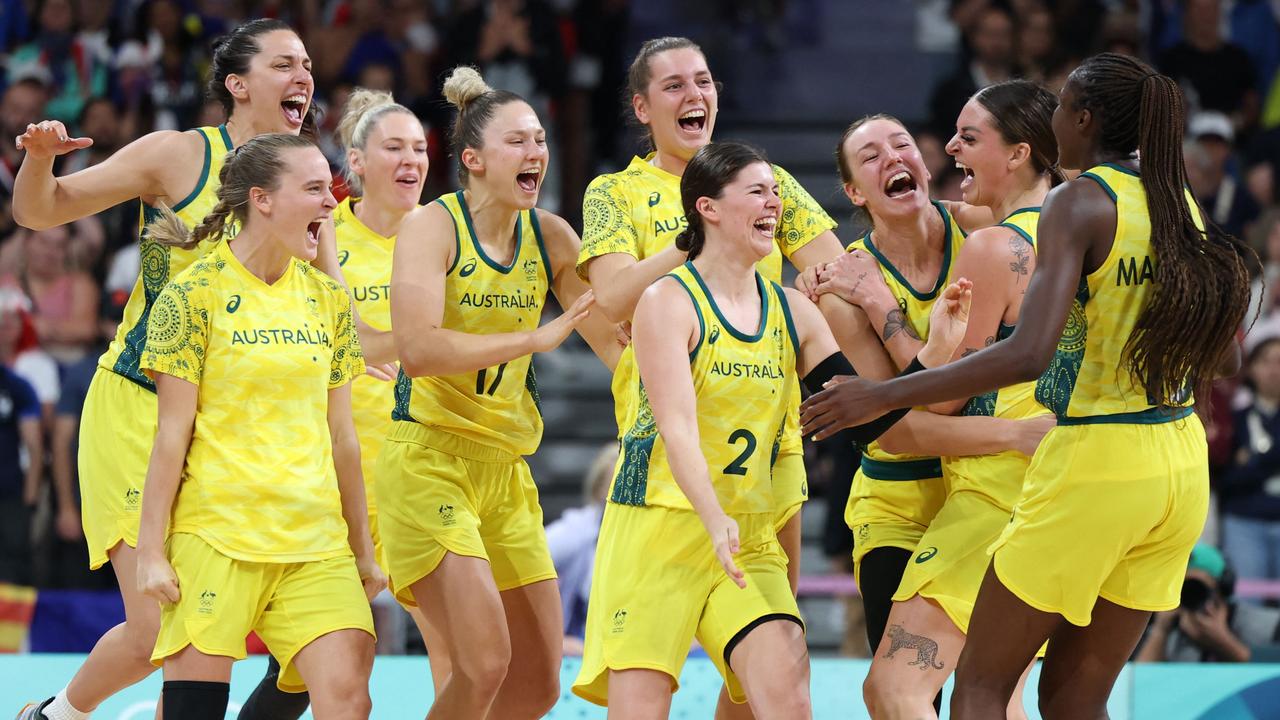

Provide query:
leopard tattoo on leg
left=883, top=624, right=945, bottom=670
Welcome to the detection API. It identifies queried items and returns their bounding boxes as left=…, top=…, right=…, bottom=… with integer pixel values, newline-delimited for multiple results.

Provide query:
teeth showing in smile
left=517, top=169, right=540, bottom=191
left=955, top=160, right=975, bottom=178
left=678, top=108, right=707, bottom=132
left=884, top=170, right=916, bottom=196
left=754, top=217, right=777, bottom=236
left=281, top=94, right=307, bottom=123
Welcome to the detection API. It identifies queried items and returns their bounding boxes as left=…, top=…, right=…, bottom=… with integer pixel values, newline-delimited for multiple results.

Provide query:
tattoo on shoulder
left=883, top=624, right=946, bottom=670
left=1009, top=236, right=1030, bottom=276
left=883, top=308, right=921, bottom=342
left=959, top=335, right=996, bottom=358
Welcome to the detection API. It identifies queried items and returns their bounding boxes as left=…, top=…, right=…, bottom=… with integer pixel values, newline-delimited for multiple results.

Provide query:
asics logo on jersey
left=708, top=326, right=721, bottom=345
left=648, top=192, right=661, bottom=207
left=338, top=249, right=350, bottom=267
left=226, top=294, right=242, bottom=313
left=915, top=547, right=938, bottom=564
left=460, top=258, right=478, bottom=278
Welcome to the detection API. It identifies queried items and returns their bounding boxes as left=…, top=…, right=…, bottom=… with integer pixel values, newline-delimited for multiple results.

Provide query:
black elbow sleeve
left=802, top=352, right=914, bottom=446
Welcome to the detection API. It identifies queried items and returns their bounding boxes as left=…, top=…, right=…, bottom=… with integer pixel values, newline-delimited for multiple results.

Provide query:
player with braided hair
left=801, top=52, right=1255, bottom=718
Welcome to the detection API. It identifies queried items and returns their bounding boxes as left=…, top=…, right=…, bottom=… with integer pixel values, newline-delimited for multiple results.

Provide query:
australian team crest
left=523, top=257, right=539, bottom=282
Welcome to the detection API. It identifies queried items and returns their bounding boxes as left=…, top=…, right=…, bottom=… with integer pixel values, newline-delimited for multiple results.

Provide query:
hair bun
left=442, top=66, right=491, bottom=112
left=337, top=87, right=397, bottom=150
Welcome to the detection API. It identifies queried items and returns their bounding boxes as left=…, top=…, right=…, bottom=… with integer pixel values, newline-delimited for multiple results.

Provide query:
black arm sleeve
left=801, top=353, right=927, bottom=446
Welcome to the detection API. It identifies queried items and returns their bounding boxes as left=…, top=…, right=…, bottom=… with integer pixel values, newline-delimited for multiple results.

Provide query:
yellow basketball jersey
left=610, top=262, right=797, bottom=515
left=944, top=208, right=1050, bottom=502
left=101, top=125, right=235, bottom=391
left=391, top=190, right=550, bottom=457
left=140, top=240, right=365, bottom=563
left=1034, top=164, right=1199, bottom=422
left=333, top=197, right=398, bottom=512
left=848, top=201, right=967, bottom=480
left=578, top=154, right=835, bottom=449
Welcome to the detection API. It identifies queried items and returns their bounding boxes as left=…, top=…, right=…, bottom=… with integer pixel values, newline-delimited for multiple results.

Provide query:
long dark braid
left=1071, top=53, right=1256, bottom=405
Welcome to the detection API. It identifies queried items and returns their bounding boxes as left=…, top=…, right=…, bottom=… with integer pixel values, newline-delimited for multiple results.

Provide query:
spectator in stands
left=1137, top=545, right=1280, bottom=662
left=138, top=0, right=207, bottom=131
left=1219, top=326, right=1280, bottom=585
left=0, top=78, right=49, bottom=239
left=1016, top=5, right=1056, bottom=83
left=443, top=0, right=567, bottom=208
left=0, top=288, right=61, bottom=427
left=16, top=222, right=101, bottom=365
left=1159, top=0, right=1258, bottom=129
left=1184, top=111, right=1261, bottom=241
left=7, top=0, right=109, bottom=125
left=1246, top=210, right=1280, bottom=325
left=0, top=299, right=46, bottom=586
left=547, top=442, right=617, bottom=656
left=928, top=4, right=1016, bottom=138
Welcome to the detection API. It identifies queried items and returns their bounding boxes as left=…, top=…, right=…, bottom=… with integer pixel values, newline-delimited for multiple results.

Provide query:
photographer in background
left=1137, top=545, right=1280, bottom=662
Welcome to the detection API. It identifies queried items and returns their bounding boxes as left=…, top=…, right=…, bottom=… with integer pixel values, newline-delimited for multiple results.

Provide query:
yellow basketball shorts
left=845, top=459, right=947, bottom=581
left=990, top=415, right=1209, bottom=626
left=79, top=368, right=156, bottom=570
left=895, top=451, right=1031, bottom=634
left=374, top=422, right=556, bottom=607
left=573, top=504, right=802, bottom=707
left=152, top=533, right=375, bottom=692
left=771, top=451, right=808, bottom=533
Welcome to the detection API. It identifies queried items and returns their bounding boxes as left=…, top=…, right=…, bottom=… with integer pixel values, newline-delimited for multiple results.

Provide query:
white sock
left=40, top=690, right=90, bottom=720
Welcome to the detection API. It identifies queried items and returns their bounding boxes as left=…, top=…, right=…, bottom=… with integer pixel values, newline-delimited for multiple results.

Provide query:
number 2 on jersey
left=476, top=362, right=509, bottom=396
left=723, top=428, right=757, bottom=476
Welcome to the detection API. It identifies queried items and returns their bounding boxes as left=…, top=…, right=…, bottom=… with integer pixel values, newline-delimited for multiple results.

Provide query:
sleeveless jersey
left=333, top=197, right=398, bottom=512
left=958, top=208, right=1044, bottom=421
left=391, top=190, right=551, bottom=457
left=101, top=125, right=235, bottom=391
left=944, top=208, right=1051, bottom=501
left=578, top=154, right=835, bottom=452
left=1034, top=164, right=1200, bottom=422
left=849, top=201, right=967, bottom=480
left=609, top=262, right=797, bottom=515
left=140, top=241, right=364, bottom=562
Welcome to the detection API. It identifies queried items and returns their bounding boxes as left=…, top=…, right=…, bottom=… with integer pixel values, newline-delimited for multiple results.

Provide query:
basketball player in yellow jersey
left=795, top=116, right=1042, bottom=684
left=128, top=134, right=381, bottom=719
left=377, top=67, right=616, bottom=720
left=12, top=21, right=358, bottom=720
left=579, top=45, right=843, bottom=717
left=574, top=142, right=971, bottom=718
left=814, top=81, right=1061, bottom=720
left=802, top=54, right=1255, bottom=719
left=331, top=87, right=461, bottom=692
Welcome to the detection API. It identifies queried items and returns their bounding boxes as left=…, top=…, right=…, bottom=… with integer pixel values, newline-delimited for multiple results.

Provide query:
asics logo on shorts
left=915, top=547, right=938, bottom=564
